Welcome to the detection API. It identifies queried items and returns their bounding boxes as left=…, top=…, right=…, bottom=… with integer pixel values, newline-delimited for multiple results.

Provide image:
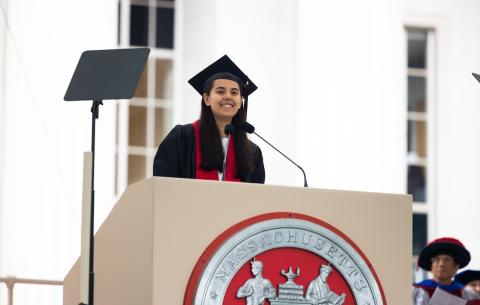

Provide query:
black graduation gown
left=153, top=124, right=265, bottom=183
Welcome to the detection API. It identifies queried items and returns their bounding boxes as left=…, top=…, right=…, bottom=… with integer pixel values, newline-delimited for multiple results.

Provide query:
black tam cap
left=417, top=237, right=471, bottom=271
left=455, top=270, right=480, bottom=285
left=188, top=55, right=257, bottom=112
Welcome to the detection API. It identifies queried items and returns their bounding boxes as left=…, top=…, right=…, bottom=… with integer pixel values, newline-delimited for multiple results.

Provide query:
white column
left=0, top=0, right=7, bottom=285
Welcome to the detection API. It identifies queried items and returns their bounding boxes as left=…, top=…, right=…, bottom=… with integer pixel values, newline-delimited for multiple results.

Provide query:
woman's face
left=203, top=79, right=242, bottom=123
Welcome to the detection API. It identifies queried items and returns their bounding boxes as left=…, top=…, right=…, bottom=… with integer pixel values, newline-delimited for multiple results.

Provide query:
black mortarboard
left=188, top=55, right=257, bottom=112
left=455, top=270, right=480, bottom=285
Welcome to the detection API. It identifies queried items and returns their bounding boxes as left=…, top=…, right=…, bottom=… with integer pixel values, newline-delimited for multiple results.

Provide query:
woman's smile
left=204, top=79, right=242, bottom=122
left=220, top=101, right=235, bottom=108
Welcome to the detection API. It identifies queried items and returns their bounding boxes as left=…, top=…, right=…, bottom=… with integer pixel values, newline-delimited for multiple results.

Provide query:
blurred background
left=1, top=0, right=480, bottom=304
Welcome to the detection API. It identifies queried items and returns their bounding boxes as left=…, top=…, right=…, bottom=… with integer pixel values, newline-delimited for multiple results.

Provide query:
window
left=406, top=28, right=434, bottom=282
left=407, top=29, right=428, bottom=204
left=116, top=0, right=175, bottom=193
left=129, top=1, right=175, bottom=48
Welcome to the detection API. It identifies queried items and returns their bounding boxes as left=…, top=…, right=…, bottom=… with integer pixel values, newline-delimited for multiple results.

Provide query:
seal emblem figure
left=235, top=261, right=346, bottom=305
left=184, top=213, right=386, bottom=305
left=236, top=260, right=276, bottom=305
left=306, top=264, right=346, bottom=305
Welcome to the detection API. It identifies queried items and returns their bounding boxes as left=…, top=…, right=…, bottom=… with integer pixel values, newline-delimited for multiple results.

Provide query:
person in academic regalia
left=456, top=270, right=480, bottom=296
left=412, top=237, right=480, bottom=305
left=153, top=55, right=265, bottom=183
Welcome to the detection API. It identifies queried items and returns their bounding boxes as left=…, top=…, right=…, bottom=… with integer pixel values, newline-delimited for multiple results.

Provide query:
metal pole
left=86, top=100, right=102, bottom=305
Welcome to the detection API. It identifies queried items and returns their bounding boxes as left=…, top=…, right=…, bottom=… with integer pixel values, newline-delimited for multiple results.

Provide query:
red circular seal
left=184, top=212, right=386, bottom=305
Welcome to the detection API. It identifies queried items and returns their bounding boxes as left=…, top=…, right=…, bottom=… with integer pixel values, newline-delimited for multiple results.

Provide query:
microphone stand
left=222, top=124, right=234, bottom=181
left=252, top=131, right=308, bottom=187
left=221, top=144, right=228, bottom=182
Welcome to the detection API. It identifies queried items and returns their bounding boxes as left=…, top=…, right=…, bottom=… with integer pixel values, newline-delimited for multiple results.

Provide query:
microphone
left=241, top=122, right=308, bottom=187
left=224, top=124, right=235, bottom=136
left=222, top=124, right=235, bottom=181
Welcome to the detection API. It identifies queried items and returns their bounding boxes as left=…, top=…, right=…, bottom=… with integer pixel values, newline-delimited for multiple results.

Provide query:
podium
left=63, top=177, right=412, bottom=305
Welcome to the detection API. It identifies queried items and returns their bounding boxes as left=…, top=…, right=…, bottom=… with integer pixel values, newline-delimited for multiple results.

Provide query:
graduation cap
left=188, top=55, right=257, bottom=112
left=455, top=270, right=480, bottom=286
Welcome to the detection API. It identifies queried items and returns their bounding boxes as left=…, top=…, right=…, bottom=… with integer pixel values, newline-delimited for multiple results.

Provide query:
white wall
left=296, top=0, right=405, bottom=193
left=0, top=2, right=7, bottom=273
left=0, top=0, right=118, bottom=304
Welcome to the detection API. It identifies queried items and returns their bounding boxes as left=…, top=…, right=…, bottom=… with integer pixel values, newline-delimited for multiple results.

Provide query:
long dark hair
left=199, top=83, right=253, bottom=179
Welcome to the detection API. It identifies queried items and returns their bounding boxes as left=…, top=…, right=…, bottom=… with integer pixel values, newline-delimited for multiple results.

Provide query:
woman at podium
left=153, top=55, right=265, bottom=183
